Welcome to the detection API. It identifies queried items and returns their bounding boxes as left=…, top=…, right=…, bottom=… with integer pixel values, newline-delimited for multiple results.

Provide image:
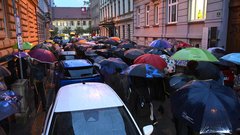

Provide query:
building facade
left=37, top=0, right=52, bottom=43
left=99, top=0, right=134, bottom=40
left=0, top=0, right=38, bottom=60
left=133, top=0, right=228, bottom=49
left=89, top=0, right=100, bottom=36
left=52, top=7, right=91, bottom=34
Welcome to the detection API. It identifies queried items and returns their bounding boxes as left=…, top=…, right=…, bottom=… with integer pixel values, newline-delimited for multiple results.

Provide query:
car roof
left=54, top=82, right=124, bottom=112
left=61, top=59, right=92, bottom=68
left=60, top=51, right=76, bottom=56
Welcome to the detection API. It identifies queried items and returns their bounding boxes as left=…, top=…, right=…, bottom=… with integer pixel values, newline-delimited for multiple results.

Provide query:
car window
left=63, top=67, right=98, bottom=78
left=49, top=107, right=140, bottom=135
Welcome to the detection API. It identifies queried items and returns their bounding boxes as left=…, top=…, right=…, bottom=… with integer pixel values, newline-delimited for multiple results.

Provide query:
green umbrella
left=13, top=42, right=33, bottom=50
left=171, top=47, right=219, bottom=62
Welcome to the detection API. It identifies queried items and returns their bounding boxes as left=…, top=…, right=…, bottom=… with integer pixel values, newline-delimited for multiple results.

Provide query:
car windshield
left=48, top=107, right=140, bottom=135
left=63, top=67, right=95, bottom=78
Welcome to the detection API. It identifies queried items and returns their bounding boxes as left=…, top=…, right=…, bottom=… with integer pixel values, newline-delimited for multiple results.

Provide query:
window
left=1, top=0, right=10, bottom=37
left=137, top=7, right=140, bottom=27
left=77, top=21, right=80, bottom=26
left=70, top=21, right=74, bottom=26
left=118, top=0, right=120, bottom=15
left=145, top=4, right=150, bottom=26
left=89, top=21, right=91, bottom=26
left=154, top=4, right=159, bottom=25
left=114, top=1, right=116, bottom=17
left=122, top=25, right=125, bottom=39
left=189, top=0, right=207, bottom=21
left=168, top=0, right=178, bottom=23
left=83, top=21, right=86, bottom=25
left=128, top=0, right=131, bottom=12
left=118, top=26, right=120, bottom=37
left=127, top=24, right=130, bottom=39
left=123, top=0, right=125, bottom=14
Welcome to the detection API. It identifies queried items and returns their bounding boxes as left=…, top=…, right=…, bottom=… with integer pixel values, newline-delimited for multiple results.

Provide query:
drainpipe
left=218, top=0, right=230, bottom=49
left=12, top=0, right=23, bottom=79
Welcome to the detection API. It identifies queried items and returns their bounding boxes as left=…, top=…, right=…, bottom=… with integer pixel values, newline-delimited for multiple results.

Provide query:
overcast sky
left=54, top=0, right=89, bottom=7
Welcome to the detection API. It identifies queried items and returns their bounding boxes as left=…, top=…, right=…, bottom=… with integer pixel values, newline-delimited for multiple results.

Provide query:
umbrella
left=171, top=80, right=240, bottom=134
left=171, top=47, right=219, bottom=62
left=147, top=48, right=164, bottom=55
left=104, top=39, right=119, bottom=46
left=221, top=53, right=240, bottom=65
left=118, top=43, right=135, bottom=49
left=134, top=54, right=167, bottom=71
left=29, top=49, right=57, bottom=64
left=13, top=42, right=33, bottom=50
left=99, top=58, right=128, bottom=74
left=176, top=41, right=192, bottom=48
left=160, top=54, right=176, bottom=73
left=207, top=47, right=226, bottom=59
left=0, top=81, right=7, bottom=91
left=110, top=37, right=120, bottom=42
left=121, top=64, right=165, bottom=78
left=196, top=61, right=221, bottom=81
left=31, top=43, right=52, bottom=51
left=78, top=39, right=87, bottom=44
left=0, top=90, right=21, bottom=120
left=124, top=49, right=145, bottom=60
left=0, top=66, right=11, bottom=77
left=93, top=56, right=106, bottom=63
left=149, top=39, right=172, bottom=49
left=12, top=52, right=29, bottom=58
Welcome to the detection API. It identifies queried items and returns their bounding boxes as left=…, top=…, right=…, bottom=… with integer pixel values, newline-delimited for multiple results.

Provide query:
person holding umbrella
left=28, top=59, right=47, bottom=111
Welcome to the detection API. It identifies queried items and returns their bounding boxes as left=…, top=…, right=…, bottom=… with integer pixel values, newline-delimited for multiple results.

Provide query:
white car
left=42, top=82, right=153, bottom=135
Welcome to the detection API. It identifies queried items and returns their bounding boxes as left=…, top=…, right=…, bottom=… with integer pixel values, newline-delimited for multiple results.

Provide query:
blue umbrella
left=149, top=39, right=172, bottom=49
left=99, top=58, right=128, bottom=74
left=121, top=64, right=165, bottom=78
left=221, top=53, right=240, bottom=65
left=171, top=80, right=240, bottom=134
left=0, top=90, right=21, bottom=120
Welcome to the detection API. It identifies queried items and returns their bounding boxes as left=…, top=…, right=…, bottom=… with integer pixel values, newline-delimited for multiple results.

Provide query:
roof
left=54, top=82, right=124, bottom=112
left=52, top=7, right=91, bottom=19
left=62, top=59, right=92, bottom=68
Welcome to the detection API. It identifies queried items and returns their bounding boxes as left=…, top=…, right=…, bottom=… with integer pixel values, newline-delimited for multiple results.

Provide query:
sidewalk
left=9, top=79, right=55, bottom=135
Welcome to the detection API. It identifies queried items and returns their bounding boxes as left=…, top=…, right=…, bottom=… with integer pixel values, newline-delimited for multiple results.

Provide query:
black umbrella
left=119, top=43, right=135, bottom=49
left=171, top=80, right=240, bottom=134
left=124, top=49, right=145, bottom=60
left=196, top=61, right=221, bottom=81
left=99, top=58, right=128, bottom=74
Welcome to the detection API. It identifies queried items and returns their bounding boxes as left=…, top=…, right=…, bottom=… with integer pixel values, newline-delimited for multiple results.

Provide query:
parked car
left=42, top=82, right=153, bottom=135
left=58, top=51, right=77, bottom=61
left=54, top=59, right=103, bottom=91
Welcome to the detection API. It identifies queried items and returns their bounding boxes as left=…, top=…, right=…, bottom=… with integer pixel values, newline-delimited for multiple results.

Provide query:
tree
left=51, top=27, right=58, bottom=37
left=84, top=26, right=92, bottom=34
left=62, top=27, right=72, bottom=34
left=74, top=27, right=85, bottom=35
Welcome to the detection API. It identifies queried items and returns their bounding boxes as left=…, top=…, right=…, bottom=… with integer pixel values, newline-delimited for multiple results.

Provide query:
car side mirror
left=143, top=125, right=154, bottom=135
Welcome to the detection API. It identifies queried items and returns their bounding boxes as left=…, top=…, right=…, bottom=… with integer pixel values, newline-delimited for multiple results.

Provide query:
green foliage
left=62, top=27, right=72, bottom=34
left=84, top=26, right=92, bottom=33
left=74, top=27, right=85, bottom=35
left=51, top=27, right=59, bottom=37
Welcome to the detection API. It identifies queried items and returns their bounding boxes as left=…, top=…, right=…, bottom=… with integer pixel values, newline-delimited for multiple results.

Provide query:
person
left=29, top=59, right=47, bottom=111
left=184, top=60, right=199, bottom=79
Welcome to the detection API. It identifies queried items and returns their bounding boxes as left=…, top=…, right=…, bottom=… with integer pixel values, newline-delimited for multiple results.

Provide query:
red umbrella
left=134, top=54, right=167, bottom=71
left=176, top=41, right=192, bottom=48
left=29, top=49, right=56, bottom=63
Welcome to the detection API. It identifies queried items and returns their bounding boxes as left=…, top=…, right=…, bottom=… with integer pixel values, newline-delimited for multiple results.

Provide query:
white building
left=52, top=7, right=91, bottom=34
